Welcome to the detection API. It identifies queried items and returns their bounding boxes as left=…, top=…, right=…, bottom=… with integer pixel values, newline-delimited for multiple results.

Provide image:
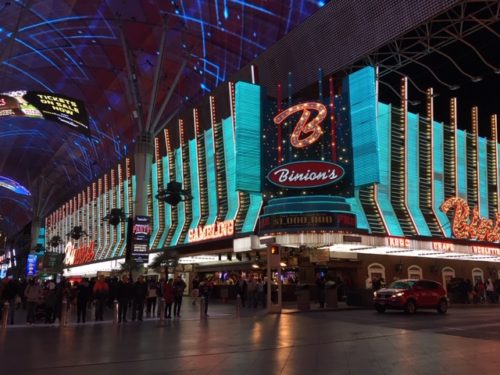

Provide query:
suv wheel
left=437, top=299, right=448, bottom=314
left=405, top=300, right=417, bottom=314
left=375, top=304, right=386, bottom=313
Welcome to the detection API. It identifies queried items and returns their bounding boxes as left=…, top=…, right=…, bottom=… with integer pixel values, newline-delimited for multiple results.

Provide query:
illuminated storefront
left=44, top=65, right=500, bottom=289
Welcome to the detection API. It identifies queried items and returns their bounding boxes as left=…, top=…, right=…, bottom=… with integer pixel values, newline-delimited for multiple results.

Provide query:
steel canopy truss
left=362, top=0, right=500, bottom=95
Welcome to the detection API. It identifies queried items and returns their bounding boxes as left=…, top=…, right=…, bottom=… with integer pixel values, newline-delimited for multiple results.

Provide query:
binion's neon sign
left=441, top=197, right=500, bottom=242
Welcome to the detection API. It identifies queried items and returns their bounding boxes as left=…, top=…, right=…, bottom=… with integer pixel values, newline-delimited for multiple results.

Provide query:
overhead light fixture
left=68, top=226, right=88, bottom=241
left=471, top=76, right=483, bottom=83
left=280, top=261, right=287, bottom=267
left=449, top=85, right=460, bottom=91
left=252, top=263, right=260, bottom=269
left=103, top=208, right=128, bottom=226
left=156, top=181, right=193, bottom=206
left=49, top=235, right=63, bottom=248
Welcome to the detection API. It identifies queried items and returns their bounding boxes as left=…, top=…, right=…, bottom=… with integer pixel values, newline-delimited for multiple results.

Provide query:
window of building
left=472, top=268, right=484, bottom=284
left=367, top=263, right=386, bottom=285
left=441, top=267, right=455, bottom=290
left=407, top=265, right=422, bottom=280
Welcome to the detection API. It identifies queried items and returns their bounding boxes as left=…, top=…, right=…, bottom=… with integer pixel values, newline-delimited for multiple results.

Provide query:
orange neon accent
left=441, top=197, right=500, bottom=242
left=273, top=102, right=327, bottom=148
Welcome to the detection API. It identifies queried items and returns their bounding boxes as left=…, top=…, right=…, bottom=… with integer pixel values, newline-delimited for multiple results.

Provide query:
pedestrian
left=93, top=275, right=109, bottom=321
left=486, top=278, right=495, bottom=303
left=1, top=278, right=19, bottom=325
left=76, top=279, right=91, bottom=323
left=255, top=278, right=265, bottom=308
left=162, top=278, right=174, bottom=319
left=44, top=281, right=57, bottom=324
left=132, top=276, right=147, bottom=322
left=199, top=277, right=212, bottom=317
left=24, top=278, right=41, bottom=324
left=146, top=280, right=158, bottom=318
left=316, top=274, right=326, bottom=308
left=116, top=275, right=133, bottom=323
left=191, top=275, right=200, bottom=305
left=247, top=277, right=256, bottom=308
left=236, top=277, right=247, bottom=307
left=173, top=276, right=186, bottom=317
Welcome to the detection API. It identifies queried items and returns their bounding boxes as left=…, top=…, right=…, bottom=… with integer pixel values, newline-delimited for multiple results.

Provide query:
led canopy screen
left=0, top=176, right=31, bottom=196
left=0, top=91, right=89, bottom=136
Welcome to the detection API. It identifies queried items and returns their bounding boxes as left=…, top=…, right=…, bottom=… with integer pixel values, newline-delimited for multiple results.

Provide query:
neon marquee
left=441, top=197, right=500, bottom=242
left=188, top=220, right=234, bottom=243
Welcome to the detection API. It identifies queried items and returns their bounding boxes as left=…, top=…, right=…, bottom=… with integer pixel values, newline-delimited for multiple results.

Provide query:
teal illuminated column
left=134, top=133, right=154, bottom=217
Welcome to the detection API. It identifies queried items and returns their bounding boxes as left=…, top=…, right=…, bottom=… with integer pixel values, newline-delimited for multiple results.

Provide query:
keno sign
left=267, top=161, right=344, bottom=189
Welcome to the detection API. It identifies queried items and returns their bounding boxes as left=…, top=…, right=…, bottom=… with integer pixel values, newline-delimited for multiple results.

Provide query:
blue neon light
left=186, top=140, right=201, bottom=243
left=478, top=137, right=489, bottom=217
left=157, top=156, right=171, bottom=250
left=347, top=190, right=370, bottom=232
left=235, top=82, right=261, bottom=192
left=407, top=113, right=431, bottom=236
left=223, top=117, right=238, bottom=221
left=376, top=103, right=404, bottom=236
left=433, top=121, right=451, bottom=236
left=457, top=130, right=468, bottom=200
left=0, top=176, right=31, bottom=196
left=205, top=129, right=218, bottom=227
left=348, top=66, right=380, bottom=186
left=149, top=164, right=160, bottom=249
left=171, top=149, right=185, bottom=246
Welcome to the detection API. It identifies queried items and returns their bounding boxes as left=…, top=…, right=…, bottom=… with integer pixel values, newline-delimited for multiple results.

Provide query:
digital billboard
left=0, top=90, right=90, bottom=136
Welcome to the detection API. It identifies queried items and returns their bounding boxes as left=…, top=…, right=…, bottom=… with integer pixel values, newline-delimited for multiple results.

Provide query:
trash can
left=296, top=285, right=310, bottom=311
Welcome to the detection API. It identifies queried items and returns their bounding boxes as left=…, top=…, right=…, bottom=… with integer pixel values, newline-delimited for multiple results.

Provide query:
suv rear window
left=388, top=280, right=416, bottom=289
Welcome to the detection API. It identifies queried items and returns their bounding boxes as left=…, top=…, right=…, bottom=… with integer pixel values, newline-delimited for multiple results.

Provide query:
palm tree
left=119, top=258, right=142, bottom=279
left=149, top=249, right=180, bottom=276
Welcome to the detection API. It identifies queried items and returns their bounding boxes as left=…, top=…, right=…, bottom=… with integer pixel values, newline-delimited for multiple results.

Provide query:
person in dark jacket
left=92, top=275, right=109, bottom=321
left=132, top=276, right=148, bottom=322
left=116, top=275, right=133, bottom=323
left=1, top=279, right=19, bottom=325
left=76, top=279, right=91, bottom=323
left=173, top=276, right=186, bottom=317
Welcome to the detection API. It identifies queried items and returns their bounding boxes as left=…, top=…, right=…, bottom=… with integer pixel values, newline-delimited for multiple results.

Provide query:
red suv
left=373, top=279, right=448, bottom=314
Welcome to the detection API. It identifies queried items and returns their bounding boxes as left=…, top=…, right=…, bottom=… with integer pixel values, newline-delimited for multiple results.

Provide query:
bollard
left=112, top=299, right=119, bottom=325
left=236, top=295, right=241, bottom=317
left=159, top=298, right=165, bottom=323
left=2, top=302, right=9, bottom=328
left=60, top=299, right=68, bottom=326
left=199, top=297, right=206, bottom=320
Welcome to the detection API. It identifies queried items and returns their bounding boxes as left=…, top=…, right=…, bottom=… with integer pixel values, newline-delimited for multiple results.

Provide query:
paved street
left=1, top=305, right=500, bottom=374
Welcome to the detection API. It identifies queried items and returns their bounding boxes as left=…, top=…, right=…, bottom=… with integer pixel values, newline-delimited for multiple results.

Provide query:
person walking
left=199, top=277, right=211, bottom=317
left=76, top=279, right=91, bottom=323
left=316, top=274, right=326, bottom=308
left=236, top=277, right=247, bottom=307
left=173, top=276, right=186, bottom=317
left=24, top=279, right=41, bottom=324
left=116, top=275, right=133, bottom=323
left=1, top=278, right=20, bottom=325
left=93, top=275, right=109, bottom=321
left=162, top=278, right=174, bottom=319
left=191, top=275, right=200, bottom=306
left=132, top=276, right=148, bottom=322
left=146, top=280, right=158, bottom=318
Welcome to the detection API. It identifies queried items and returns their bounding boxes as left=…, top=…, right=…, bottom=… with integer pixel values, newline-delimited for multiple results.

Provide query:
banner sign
left=0, top=90, right=90, bottom=136
left=26, top=254, right=38, bottom=276
left=259, top=212, right=357, bottom=233
left=131, top=216, right=151, bottom=263
left=267, top=161, right=345, bottom=189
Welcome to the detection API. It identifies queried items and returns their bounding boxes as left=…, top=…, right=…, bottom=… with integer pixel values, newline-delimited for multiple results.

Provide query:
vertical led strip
left=226, top=82, right=241, bottom=224
left=492, top=115, right=499, bottom=213
left=205, top=96, right=219, bottom=227
left=149, top=138, right=160, bottom=249
left=195, top=108, right=209, bottom=227
left=107, top=169, right=118, bottom=258
left=186, top=109, right=202, bottom=243
left=451, top=98, right=458, bottom=198
left=111, top=165, right=124, bottom=258
left=119, top=158, right=131, bottom=256
left=165, top=129, right=177, bottom=246
left=170, top=122, right=185, bottom=246
left=401, top=78, right=419, bottom=234
left=427, top=88, right=446, bottom=236
left=457, top=130, right=468, bottom=200
left=472, top=106, right=486, bottom=216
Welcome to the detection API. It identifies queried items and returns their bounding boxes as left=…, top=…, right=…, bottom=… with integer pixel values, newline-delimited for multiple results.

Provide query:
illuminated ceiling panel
left=0, top=0, right=328, bottom=235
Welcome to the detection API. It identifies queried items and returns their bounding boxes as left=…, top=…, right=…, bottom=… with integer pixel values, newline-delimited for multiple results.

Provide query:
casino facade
left=44, top=64, right=500, bottom=292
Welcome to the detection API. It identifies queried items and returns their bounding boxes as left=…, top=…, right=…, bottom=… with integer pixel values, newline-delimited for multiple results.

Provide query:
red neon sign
left=441, top=197, right=500, bottom=242
left=273, top=102, right=327, bottom=148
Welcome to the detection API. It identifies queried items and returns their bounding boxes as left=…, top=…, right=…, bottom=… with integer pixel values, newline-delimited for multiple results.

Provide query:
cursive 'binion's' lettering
left=273, top=168, right=338, bottom=183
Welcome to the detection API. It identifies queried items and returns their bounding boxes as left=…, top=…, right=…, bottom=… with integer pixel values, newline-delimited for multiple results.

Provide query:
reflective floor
left=1, top=306, right=500, bottom=374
